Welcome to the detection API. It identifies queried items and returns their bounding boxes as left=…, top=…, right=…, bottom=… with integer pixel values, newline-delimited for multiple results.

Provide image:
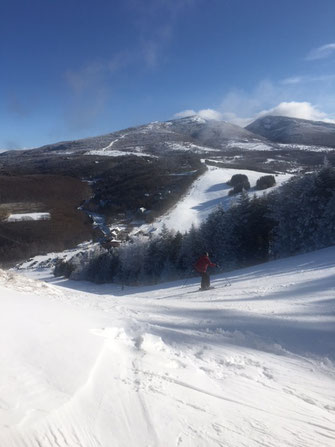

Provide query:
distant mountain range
left=2, top=115, right=268, bottom=159
left=2, top=115, right=335, bottom=160
left=2, top=114, right=335, bottom=179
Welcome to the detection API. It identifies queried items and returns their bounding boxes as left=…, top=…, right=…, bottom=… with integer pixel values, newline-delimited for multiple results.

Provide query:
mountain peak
left=171, top=115, right=209, bottom=124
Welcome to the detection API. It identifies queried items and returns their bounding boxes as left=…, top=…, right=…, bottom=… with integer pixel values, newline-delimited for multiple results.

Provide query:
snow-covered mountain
left=2, top=115, right=335, bottom=161
left=2, top=114, right=335, bottom=268
left=163, top=116, right=267, bottom=150
left=246, top=115, right=335, bottom=147
left=2, top=115, right=334, bottom=175
left=0, top=115, right=268, bottom=159
left=1, top=246, right=335, bottom=446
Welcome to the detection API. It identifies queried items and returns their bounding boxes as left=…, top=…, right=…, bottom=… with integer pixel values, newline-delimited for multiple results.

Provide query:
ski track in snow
left=1, top=246, right=335, bottom=446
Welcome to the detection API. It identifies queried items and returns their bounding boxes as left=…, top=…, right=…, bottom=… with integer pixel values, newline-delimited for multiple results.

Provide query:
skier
left=194, top=252, right=216, bottom=290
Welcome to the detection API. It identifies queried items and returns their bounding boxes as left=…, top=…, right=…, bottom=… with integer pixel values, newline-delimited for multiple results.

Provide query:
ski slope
left=139, top=166, right=291, bottom=234
left=1, top=247, right=335, bottom=446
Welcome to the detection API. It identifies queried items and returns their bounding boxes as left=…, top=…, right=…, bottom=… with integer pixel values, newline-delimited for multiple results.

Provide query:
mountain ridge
left=246, top=115, right=335, bottom=147
left=2, top=115, right=335, bottom=155
left=1, top=115, right=267, bottom=158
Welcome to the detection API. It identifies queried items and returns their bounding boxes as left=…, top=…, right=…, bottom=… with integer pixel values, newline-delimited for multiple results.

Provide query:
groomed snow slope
left=140, top=166, right=291, bottom=234
left=1, top=247, right=335, bottom=446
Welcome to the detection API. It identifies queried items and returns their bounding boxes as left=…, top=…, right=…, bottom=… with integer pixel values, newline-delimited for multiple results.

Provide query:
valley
left=1, top=115, right=335, bottom=267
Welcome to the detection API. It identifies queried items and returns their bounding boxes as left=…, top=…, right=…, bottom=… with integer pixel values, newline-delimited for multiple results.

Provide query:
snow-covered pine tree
left=270, top=167, right=335, bottom=257
left=178, top=224, right=204, bottom=273
left=117, top=236, right=148, bottom=285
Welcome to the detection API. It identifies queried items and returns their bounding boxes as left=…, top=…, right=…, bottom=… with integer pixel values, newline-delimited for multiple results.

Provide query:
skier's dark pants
left=201, top=272, right=210, bottom=289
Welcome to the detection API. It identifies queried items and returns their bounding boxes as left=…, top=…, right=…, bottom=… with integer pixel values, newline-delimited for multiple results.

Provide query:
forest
left=55, top=166, right=335, bottom=285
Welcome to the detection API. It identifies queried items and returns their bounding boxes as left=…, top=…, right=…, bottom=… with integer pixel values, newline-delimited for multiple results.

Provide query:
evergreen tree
left=178, top=224, right=204, bottom=272
left=86, top=250, right=119, bottom=283
left=255, top=175, right=276, bottom=190
left=118, top=237, right=147, bottom=285
left=200, top=205, right=226, bottom=261
left=143, top=225, right=176, bottom=281
left=317, top=192, right=335, bottom=247
left=270, top=167, right=335, bottom=257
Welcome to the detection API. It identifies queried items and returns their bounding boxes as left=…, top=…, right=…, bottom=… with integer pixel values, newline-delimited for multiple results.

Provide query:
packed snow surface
left=1, top=246, right=335, bottom=446
left=141, top=166, right=291, bottom=234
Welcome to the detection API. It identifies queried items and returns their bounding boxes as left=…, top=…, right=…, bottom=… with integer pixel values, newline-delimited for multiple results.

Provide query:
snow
left=139, top=166, right=291, bottom=234
left=165, top=142, right=219, bottom=153
left=1, top=246, right=335, bottom=446
left=227, top=141, right=275, bottom=151
left=85, top=149, right=155, bottom=157
left=174, top=115, right=207, bottom=124
left=278, top=143, right=335, bottom=152
left=97, top=133, right=129, bottom=152
left=5, top=212, right=51, bottom=222
left=85, top=132, right=155, bottom=157
left=16, top=241, right=99, bottom=272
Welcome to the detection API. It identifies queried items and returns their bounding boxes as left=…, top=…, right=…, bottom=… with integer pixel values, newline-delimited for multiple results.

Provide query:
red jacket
left=194, top=255, right=215, bottom=273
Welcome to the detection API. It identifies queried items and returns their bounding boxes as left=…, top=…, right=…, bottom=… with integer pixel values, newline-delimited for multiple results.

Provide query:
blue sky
left=1, top=0, right=335, bottom=149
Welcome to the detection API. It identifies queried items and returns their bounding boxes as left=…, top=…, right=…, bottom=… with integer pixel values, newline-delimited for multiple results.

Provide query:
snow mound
left=0, top=269, right=61, bottom=297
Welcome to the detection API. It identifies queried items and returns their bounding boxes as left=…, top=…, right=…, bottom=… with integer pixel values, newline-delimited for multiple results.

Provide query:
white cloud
left=108, top=51, right=134, bottom=73
left=281, top=74, right=335, bottom=85
left=197, top=109, right=223, bottom=120
left=281, top=76, right=303, bottom=85
left=217, top=79, right=335, bottom=125
left=174, top=109, right=197, bottom=118
left=220, top=80, right=280, bottom=122
left=124, top=0, right=199, bottom=68
left=175, top=100, right=335, bottom=128
left=174, top=108, right=223, bottom=120
left=227, top=101, right=335, bottom=126
left=256, top=101, right=335, bottom=123
left=65, top=63, right=105, bottom=95
left=63, top=63, right=111, bottom=130
left=306, top=43, right=335, bottom=61
left=140, top=39, right=161, bottom=68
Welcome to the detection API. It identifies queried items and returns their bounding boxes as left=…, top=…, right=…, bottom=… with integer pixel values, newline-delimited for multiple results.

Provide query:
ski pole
left=223, top=277, right=231, bottom=287
left=181, top=269, right=194, bottom=288
left=216, top=265, right=231, bottom=287
left=182, top=276, right=190, bottom=288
